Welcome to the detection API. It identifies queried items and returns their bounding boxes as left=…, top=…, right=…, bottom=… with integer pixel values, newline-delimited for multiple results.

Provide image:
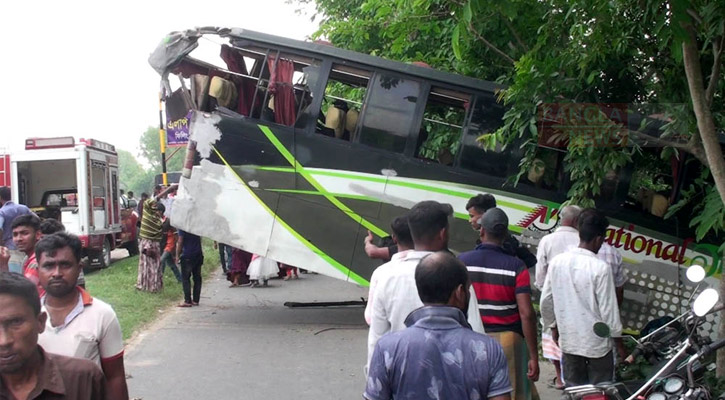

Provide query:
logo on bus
left=518, top=205, right=722, bottom=277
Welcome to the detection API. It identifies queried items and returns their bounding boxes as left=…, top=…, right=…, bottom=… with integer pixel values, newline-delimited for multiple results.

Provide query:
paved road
left=124, top=267, right=559, bottom=399
left=125, top=269, right=370, bottom=399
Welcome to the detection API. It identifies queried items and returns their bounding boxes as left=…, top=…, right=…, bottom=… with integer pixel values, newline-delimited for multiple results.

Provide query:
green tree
left=118, top=150, right=153, bottom=197
left=139, top=126, right=185, bottom=174
left=305, top=0, right=725, bottom=373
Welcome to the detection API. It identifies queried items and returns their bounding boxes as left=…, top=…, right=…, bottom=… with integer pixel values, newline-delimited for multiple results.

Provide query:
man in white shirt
left=534, top=205, right=581, bottom=290
left=534, top=205, right=580, bottom=388
left=368, top=200, right=478, bottom=370
left=540, top=209, right=624, bottom=386
left=364, top=215, right=414, bottom=325
left=35, top=232, right=129, bottom=400
left=597, top=242, right=627, bottom=305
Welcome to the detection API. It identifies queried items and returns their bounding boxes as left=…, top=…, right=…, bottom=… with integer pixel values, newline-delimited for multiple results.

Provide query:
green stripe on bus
left=257, top=125, right=388, bottom=238
left=212, top=146, right=369, bottom=286
left=266, top=188, right=377, bottom=202
left=253, top=166, right=535, bottom=213
left=304, top=169, right=533, bottom=213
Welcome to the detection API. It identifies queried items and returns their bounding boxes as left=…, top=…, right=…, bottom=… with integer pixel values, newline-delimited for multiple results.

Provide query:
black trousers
left=181, top=253, right=204, bottom=304
left=562, top=351, right=614, bottom=387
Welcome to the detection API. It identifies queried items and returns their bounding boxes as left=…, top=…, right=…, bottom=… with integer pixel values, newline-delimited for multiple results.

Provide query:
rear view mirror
left=686, top=265, right=706, bottom=283
left=693, top=288, right=719, bottom=317
left=593, top=322, right=611, bottom=338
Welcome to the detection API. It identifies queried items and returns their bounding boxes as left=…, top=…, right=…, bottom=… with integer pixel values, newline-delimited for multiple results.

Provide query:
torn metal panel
left=148, top=27, right=233, bottom=76
left=170, top=159, right=353, bottom=283
left=189, top=112, right=221, bottom=159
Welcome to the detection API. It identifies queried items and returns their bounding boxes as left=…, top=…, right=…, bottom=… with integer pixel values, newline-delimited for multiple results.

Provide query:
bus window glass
left=312, top=64, right=369, bottom=140
left=459, top=93, right=508, bottom=177
left=521, top=147, right=566, bottom=190
left=625, top=151, right=673, bottom=218
left=293, top=60, right=323, bottom=130
left=359, top=74, right=422, bottom=153
left=416, top=87, right=469, bottom=165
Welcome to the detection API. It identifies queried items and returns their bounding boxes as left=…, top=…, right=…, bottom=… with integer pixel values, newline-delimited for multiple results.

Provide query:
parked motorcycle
left=563, top=264, right=722, bottom=400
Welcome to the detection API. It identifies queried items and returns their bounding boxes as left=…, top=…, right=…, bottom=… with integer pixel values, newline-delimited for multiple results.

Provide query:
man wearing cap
left=459, top=207, right=539, bottom=400
left=364, top=252, right=512, bottom=400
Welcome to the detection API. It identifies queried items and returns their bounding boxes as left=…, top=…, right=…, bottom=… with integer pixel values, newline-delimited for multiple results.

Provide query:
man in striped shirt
left=459, top=207, right=539, bottom=400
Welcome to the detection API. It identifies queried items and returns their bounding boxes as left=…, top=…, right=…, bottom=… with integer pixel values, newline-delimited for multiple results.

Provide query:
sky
left=0, top=0, right=319, bottom=159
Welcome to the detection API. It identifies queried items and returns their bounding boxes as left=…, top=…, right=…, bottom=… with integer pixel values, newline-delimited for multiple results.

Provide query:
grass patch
left=84, top=240, right=220, bottom=340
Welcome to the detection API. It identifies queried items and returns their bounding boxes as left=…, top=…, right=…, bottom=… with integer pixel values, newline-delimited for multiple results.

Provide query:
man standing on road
left=35, top=232, right=129, bottom=400
left=534, top=206, right=582, bottom=290
left=597, top=242, right=627, bottom=306
left=0, top=271, right=107, bottom=400
left=459, top=208, right=539, bottom=400
left=466, top=194, right=537, bottom=269
left=367, top=201, right=455, bottom=369
left=177, top=229, right=203, bottom=307
left=0, top=186, right=33, bottom=250
left=364, top=215, right=414, bottom=325
left=534, top=205, right=581, bottom=389
left=39, top=218, right=86, bottom=289
left=466, top=193, right=497, bottom=232
left=10, top=214, right=44, bottom=295
left=363, top=215, right=414, bottom=263
left=540, top=209, right=624, bottom=386
left=365, top=252, right=512, bottom=400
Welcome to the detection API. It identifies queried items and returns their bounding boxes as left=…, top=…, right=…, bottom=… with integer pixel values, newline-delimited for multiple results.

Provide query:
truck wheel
left=101, top=238, right=112, bottom=267
left=88, top=238, right=111, bottom=268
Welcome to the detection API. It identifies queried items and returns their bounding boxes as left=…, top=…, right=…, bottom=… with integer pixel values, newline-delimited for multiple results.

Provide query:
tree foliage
left=118, top=150, right=153, bottom=197
left=306, top=0, right=725, bottom=374
left=119, top=127, right=185, bottom=197
left=304, top=0, right=724, bottom=238
left=139, top=126, right=185, bottom=174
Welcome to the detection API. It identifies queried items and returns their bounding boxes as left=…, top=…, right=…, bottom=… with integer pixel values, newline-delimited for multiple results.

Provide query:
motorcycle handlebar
left=699, top=338, right=725, bottom=358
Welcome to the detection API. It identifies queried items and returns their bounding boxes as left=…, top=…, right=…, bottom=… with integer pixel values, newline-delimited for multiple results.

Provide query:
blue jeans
left=160, top=251, right=182, bottom=282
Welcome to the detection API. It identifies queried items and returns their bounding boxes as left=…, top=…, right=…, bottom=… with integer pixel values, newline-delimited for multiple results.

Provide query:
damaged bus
left=149, top=27, right=720, bottom=333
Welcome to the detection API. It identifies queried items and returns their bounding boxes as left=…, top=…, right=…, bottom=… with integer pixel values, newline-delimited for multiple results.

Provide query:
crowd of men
left=0, top=186, right=129, bottom=399
left=0, top=178, right=629, bottom=399
left=363, top=195, right=626, bottom=399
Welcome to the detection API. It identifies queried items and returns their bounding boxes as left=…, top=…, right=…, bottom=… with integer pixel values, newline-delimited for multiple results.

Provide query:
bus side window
left=312, top=64, right=370, bottom=140
left=625, top=151, right=674, bottom=218
left=294, top=62, right=324, bottom=132
left=415, top=87, right=469, bottom=165
left=459, top=93, right=508, bottom=177
left=521, top=147, right=566, bottom=190
left=358, top=73, right=422, bottom=153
